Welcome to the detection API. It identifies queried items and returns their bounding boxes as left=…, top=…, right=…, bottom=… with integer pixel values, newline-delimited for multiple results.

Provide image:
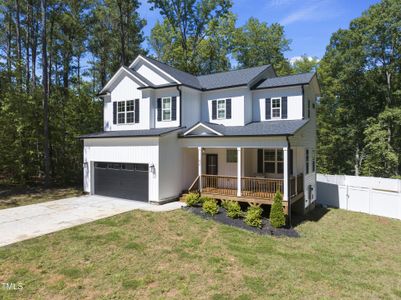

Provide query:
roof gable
left=183, top=123, right=223, bottom=136
left=98, top=66, right=147, bottom=95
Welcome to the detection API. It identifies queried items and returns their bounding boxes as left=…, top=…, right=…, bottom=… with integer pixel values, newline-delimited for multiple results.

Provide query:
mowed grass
left=0, top=187, right=83, bottom=209
left=1, top=207, right=401, bottom=299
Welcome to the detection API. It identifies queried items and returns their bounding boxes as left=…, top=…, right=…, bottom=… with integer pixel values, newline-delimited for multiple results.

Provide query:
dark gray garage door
left=94, top=162, right=148, bottom=201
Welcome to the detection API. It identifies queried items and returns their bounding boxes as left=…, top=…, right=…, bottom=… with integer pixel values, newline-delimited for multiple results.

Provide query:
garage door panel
left=94, top=162, right=148, bottom=201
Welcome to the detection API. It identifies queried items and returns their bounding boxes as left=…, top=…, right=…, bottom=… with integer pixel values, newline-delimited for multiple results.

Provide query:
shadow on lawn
left=291, top=205, right=330, bottom=228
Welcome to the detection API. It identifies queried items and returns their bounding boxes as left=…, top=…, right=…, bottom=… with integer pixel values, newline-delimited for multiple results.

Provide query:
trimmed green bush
left=244, top=204, right=263, bottom=227
left=202, top=198, right=219, bottom=216
left=221, top=199, right=230, bottom=210
left=225, top=201, right=243, bottom=218
left=269, top=191, right=286, bottom=228
left=185, top=193, right=200, bottom=206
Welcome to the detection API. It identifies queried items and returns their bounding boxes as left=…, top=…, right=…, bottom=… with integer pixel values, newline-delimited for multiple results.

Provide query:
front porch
left=185, top=146, right=305, bottom=212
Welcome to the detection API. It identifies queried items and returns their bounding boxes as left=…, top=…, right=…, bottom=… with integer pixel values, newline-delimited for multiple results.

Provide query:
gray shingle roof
left=144, top=57, right=203, bottom=89
left=183, top=120, right=309, bottom=137
left=79, top=127, right=183, bottom=139
left=255, top=72, right=315, bottom=89
left=197, top=65, right=271, bottom=90
left=141, top=57, right=272, bottom=91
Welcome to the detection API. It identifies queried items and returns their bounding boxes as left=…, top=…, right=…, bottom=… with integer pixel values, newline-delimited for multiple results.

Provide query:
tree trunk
left=15, top=0, right=23, bottom=86
left=6, top=12, right=12, bottom=83
left=41, top=0, right=51, bottom=186
left=26, top=0, right=31, bottom=93
left=31, top=9, right=38, bottom=88
left=117, top=0, right=126, bottom=65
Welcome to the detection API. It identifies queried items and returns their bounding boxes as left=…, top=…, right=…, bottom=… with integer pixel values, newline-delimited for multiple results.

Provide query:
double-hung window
left=162, top=97, right=172, bottom=121
left=262, top=149, right=283, bottom=174
left=271, top=98, right=281, bottom=119
left=117, top=101, right=126, bottom=124
left=117, top=100, right=135, bottom=124
left=217, top=99, right=226, bottom=119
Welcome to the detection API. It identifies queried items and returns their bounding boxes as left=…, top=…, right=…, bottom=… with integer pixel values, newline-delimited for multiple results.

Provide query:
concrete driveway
left=0, top=195, right=184, bottom=247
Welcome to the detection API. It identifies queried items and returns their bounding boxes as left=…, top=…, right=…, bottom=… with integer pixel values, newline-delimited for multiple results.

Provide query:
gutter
left=176, top=85, right=182, bottom=127
left=286, top=136, right=292, bottom=228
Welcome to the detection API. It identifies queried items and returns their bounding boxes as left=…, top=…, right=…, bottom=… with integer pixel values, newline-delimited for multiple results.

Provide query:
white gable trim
left=183, top=123, right=223, bottom=136
left=99, top=66, right=146, bottom=94
left=129, top=55, right=181, bottom=84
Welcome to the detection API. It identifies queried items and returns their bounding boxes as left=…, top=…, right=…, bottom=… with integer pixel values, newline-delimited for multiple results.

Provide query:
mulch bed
left=183, top=206, right=300, bottom=238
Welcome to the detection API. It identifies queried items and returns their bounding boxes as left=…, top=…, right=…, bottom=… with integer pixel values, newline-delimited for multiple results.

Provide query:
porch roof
left=181, top=120, right=309, bottom=138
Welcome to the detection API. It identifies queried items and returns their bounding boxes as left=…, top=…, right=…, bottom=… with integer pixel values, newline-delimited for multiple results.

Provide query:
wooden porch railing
left=202, top=174, right=237, bottom=196
left=241, top=176, right=283, bottom=199
left=201, top=174, right=284, bottom=200
left=191, top=174, right=304, bottom=201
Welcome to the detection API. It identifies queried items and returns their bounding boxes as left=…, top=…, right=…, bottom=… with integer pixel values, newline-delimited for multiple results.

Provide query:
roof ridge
left=196, top=64, right=271, bottom=78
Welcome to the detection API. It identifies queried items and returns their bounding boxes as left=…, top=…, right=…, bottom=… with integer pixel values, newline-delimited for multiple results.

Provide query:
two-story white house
left=80, top=55, right=320, bottom=215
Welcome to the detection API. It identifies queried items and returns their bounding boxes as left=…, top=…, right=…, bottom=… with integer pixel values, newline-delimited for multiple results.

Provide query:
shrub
left=185, top=193, right=200, bottom=206
left=244, top=204, right=263, bottom=227
left=269, top=191, right=286, bottom=228
left=225, top=201, right=243, bottom=218
left=202, top=198, right=219, bottom=216
left=221, top=199, right=230, bottom=210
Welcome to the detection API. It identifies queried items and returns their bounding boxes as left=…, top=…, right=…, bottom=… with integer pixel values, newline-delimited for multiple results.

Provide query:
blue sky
left=139, top=0, right=381, bottom=60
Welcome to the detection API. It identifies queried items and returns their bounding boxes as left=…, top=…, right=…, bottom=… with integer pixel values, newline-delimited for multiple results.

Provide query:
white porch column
left=198, top=147, right=202, bottom=192
left=237, top=147, right=242, bottom=197
left=283, top=146, right=288, bottom=201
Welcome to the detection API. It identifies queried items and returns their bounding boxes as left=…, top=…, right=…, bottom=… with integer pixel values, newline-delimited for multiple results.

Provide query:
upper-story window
left=113, top=99, right=139, bottom=125
left=117, top=100, right=135, bottom=124
left=212, top=98, right=231, bottom=120
left=162, top=97, right=172, bottom=121
left=271, top=98, right=281, bottom=119
left=265, top=97, right=287, bottom=120
left=217, top=99, right=226, bottom=119
left=306, top=149, right=309, bottom=174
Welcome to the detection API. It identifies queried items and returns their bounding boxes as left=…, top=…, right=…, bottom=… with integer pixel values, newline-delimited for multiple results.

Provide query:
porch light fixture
left=149, top=163, right=156, bottom=174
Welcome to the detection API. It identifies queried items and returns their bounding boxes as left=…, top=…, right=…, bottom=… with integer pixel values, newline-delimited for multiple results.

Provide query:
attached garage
left=94, top=162, right=149, bottom=201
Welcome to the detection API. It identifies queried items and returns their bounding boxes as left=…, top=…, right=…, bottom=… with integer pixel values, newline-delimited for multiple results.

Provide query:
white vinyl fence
left=317, top=174, right=401, bottom=220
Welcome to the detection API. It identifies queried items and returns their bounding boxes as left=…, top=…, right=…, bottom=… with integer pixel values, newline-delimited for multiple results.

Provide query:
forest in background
left=0, top=0, right=399, bottom=187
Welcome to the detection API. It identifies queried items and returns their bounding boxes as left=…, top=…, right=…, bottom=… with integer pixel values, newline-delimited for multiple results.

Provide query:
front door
left=206, top=154, right=218, bottom=175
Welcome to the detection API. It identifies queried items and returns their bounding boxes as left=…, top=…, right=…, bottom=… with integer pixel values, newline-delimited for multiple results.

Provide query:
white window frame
left=262, top=149, right=283, bottom=174
left=271, top=97, right=281, bottom=119
left=217, top=99, right=226, bottom=120
left=117, top=101, right=126, bottom=124
left=126, top=100, right=135, bottom=124
left=117, top=100, right=135, bottom=124
left=162, top=97, right=172, bottom=121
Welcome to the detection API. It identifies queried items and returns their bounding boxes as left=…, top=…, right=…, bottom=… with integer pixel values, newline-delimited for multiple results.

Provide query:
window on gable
left=217, top=99, right=226, bottom=119
left=117, top=101, right=125, bottom=124
left=162, top=97, right=172, bottom=121
left=271, top=98, right=281, bottom=119
left=226, top=149, right=237, bottom=163
left=117, top=100, right=135, bottom=124
left=126, top=100, right=134, bottom=123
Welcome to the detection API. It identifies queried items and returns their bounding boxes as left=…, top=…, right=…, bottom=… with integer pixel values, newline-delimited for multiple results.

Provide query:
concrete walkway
left=0, top=195, right=184, bottom=247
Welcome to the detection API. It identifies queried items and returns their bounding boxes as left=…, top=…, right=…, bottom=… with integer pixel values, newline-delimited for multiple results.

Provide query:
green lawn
left=0, top=207, right=401, bottom=299
left=0, top=187, right=83, bottom=210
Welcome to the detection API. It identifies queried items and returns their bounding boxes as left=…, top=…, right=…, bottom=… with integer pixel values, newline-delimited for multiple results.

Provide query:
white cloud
left=280, top=0, right=340, bottom=25
left=289, top=56, right=320, bottom=65
left=267, top=0, right=296, bottom=7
